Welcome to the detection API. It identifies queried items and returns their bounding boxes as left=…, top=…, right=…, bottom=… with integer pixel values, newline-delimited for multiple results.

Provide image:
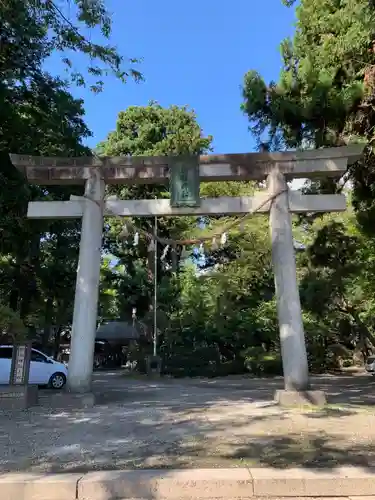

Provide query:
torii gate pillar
left=67, top=170, right=104, bottom=393
left=269, top=169, right=310, bottom=393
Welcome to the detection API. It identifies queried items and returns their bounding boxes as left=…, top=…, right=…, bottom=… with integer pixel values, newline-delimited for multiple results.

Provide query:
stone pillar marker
left=0, top=343, right=38, bottom=410
left=268, top=169, right=326, bottom=406
left=67, top=169, right=105, bottom=394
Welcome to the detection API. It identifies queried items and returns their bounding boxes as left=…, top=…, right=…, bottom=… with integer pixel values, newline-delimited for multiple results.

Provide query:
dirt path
left=0, top=374, right=374, bottom=473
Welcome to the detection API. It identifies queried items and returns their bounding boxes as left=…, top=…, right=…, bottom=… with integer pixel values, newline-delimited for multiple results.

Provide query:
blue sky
left=46, top=0, right=296, bottom=154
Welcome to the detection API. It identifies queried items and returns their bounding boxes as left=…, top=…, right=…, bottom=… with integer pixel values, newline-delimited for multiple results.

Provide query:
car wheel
left=49, top=372, right=66, bottom=390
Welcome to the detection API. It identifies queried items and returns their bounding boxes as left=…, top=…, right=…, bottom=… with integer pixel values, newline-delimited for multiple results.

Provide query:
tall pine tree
left=241, top=0, right=375, bottom=232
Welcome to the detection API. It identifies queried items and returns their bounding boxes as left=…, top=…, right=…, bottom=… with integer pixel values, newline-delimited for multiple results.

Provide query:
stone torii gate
left=10, top=145, right=362, bottom=404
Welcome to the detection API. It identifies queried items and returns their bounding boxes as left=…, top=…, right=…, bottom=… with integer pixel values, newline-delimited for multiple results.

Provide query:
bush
left=241, top=346, right=267, bottom=359
left=161, top=346, right=221, bottom=378
left=342, top=358, right=353, bottom=368
left=161, top=347, right=248, bottom=378
left=0, top=304, right=27, bottom=341
left=212, top=359, right=247, bottom=377
left=244, top=352, right=282, bottom=376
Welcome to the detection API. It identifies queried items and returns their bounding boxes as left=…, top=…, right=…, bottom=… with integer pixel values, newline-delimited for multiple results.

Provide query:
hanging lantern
left=148, top=239, right=155, bottom=252
left=133, top=232, right=139, bottom=246
left=211, top=237, right=218, bottom=250
left=199, top=242, right=204, bottom=254
left=220, top=233, right=227, bottom=245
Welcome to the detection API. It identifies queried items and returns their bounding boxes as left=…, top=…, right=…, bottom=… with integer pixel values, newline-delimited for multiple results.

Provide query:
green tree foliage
left=99, top=102, right=211, bottom=157
left=1, top=0, right=142, bottom=94
left=97, top=103, right=284, bottom=375
left=242, top=0, right=372, bottom=147
left=156, top=232, right=280, bottom=377
left=0, top=72, right=91, bottom=341
left=299, top=208, right=375, bottom=366
left=0, top=0, right=139, bottom=345
left=241, top=0, right=375, bottom=231
left=98, top=102, right=213, bottom=321
left=237, top=0, right=375, bottom=368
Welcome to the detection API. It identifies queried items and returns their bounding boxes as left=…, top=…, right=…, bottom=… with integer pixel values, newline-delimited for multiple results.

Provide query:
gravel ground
left=0, top=372, right=374, bottom=474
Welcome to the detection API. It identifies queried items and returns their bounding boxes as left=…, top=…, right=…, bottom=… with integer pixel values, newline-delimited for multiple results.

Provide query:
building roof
left=96, top=321, right=140, bottom=341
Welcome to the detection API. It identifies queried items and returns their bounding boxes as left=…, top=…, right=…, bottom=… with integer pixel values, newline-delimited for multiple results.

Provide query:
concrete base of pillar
left=44, top=391, right=95, bottom=409
left=0, top=385, right=38, bottom=410
left=275, top=389, right=327, bottom=408
left=146, top=355, right=162, bottom=377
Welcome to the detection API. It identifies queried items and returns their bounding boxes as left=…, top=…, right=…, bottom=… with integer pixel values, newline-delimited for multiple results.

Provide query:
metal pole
left=153, top=215, right=157, bottom=356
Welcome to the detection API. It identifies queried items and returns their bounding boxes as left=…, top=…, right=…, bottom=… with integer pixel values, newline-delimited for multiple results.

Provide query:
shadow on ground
left=0, top=372, right=374, bottom=474
left=185, top=374, right=375, bottom=406
left=223, top=433, right=375, bottom=469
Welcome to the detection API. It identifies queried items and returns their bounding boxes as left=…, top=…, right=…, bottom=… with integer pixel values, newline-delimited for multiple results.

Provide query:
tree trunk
left=20, top=231, right=41, bottom=320
left=9, top=259, right=21, bottom=311
left=42, top=297, right=54, bottom=348
left=338, top=299, right=375, bottom=351
left=349, top=308, right=375, bottom=349
left=9, top=288, right=19, bottom=312
left=53, top=326, right=63, bottom=359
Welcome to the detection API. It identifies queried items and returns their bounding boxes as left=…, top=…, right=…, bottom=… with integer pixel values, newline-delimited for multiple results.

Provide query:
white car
left=365, top=355, right=375, bottom=375
left=0, top=345, right=68, bottom=389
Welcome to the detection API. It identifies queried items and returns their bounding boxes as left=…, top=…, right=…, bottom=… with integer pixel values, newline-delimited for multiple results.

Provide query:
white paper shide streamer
left=133, top=232, right=139, bottom=246
left=220, top=233, right=227, bottom=246
left=117, top=207, right=252, bottom=259
left=161, top=244, right=170, bottom=261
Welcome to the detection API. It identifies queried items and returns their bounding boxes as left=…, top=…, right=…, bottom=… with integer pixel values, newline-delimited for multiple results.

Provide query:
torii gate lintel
left=10, top=145, right=362, bottom=185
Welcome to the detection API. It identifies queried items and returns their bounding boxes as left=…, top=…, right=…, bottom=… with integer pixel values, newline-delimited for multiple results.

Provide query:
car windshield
left=367, top=356, right=375, bottom=363
left=31, top=351, right=47, bottom=362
